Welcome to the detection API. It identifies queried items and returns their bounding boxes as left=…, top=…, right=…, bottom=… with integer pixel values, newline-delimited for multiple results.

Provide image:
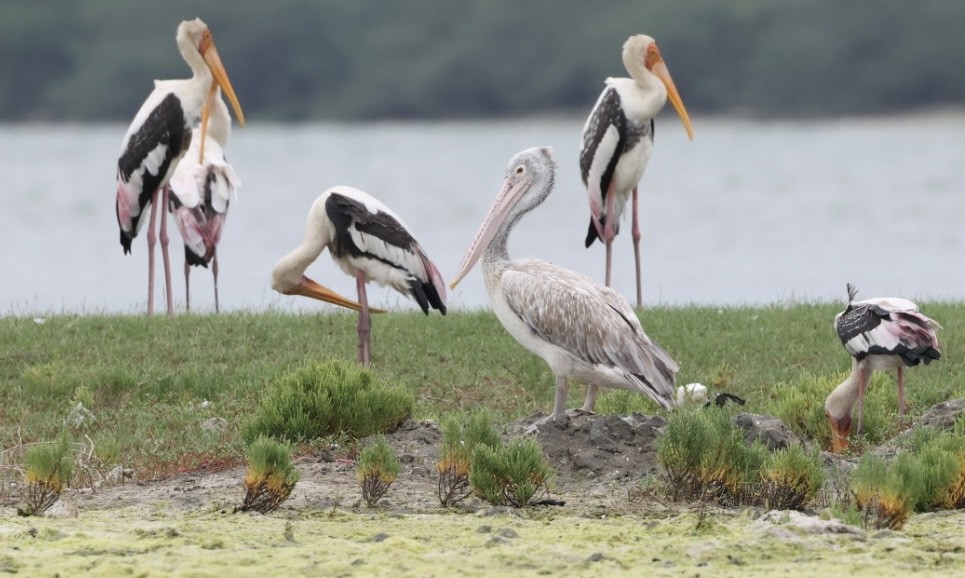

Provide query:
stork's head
left=176, top=18, right=246, bottom=129
left=270, top=260, right=369, bottom=313
left=622, top=34, right=693, bottom=140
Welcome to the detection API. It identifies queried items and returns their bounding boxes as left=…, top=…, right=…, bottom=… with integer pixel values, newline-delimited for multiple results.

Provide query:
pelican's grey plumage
left=451, top=148, right=677, bottom=428
left=580, top=34, right=693, bottom=307
left=825, top=283, right=941, bottom=452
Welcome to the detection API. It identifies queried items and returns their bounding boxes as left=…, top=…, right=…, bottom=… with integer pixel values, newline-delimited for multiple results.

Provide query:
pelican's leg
left=356, top=271, right=371, bottom=367
left=184, top=259, right=191, bottom=312
left=145, top=189, right=160, bottom=316
left=159, top=186, right=174, bottom=317
left=603, top=184, right=617, bottom=287
left=631, top=186, right=642, bottom=308
left=897, top=366, right=905, bottom=416
left=581, top=384, right=600, bottom=414
left=212, top=251, right=220, bottom=314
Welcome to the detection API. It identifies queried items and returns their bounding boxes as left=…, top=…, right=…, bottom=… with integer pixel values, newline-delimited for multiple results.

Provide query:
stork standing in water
left=115, top=18, right=245, bottom=316
left=580, top=34, right=693, bottom=307
left=271, top=186, right=447, bottom=366
left=825, top=283, right=941, bottom=452
left=168, top=86, right=240, bottom=312
left=450, top=148, right=677, bottom=429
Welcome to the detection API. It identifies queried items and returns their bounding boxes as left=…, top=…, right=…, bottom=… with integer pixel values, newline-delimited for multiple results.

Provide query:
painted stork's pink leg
left=184, top=260, right=192, bottom=312
left=855, top=365, right=868, bottom=434
left=212, top=251, right=220, bottom=314
left=897, top=366, right=905, bottom=416
left=631, top=186, right=642, bottom=309
left=144, top=189, right=162, bottom=316
left=603, top=184, right=617, bottom=287
left=159, top=187, right=174, bottom=317
left=356, top=271, right=371, bottom=367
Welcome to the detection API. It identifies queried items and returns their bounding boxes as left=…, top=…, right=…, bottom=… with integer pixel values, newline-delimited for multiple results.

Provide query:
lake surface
left=1, top=114, right=963, bottom=315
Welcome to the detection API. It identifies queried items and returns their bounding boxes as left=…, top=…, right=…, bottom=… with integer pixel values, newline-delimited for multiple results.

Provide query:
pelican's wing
left=500, top=259, right=677, bottom=393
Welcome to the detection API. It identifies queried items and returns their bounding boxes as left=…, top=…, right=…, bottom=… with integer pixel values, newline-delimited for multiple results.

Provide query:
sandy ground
left=2, top=413, right=965, bottom=576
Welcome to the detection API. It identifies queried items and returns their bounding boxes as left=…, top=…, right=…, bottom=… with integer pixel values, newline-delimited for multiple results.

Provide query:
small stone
left=497, top=528, right=518, bottom=539
left=200, top=417, right=228, bottom=432
left=367, top=532, right=389, bottom=543
left=588, top=552, right=605, bottom=562
left=477, top=525, right=492, bottom=534
left=43, top=500, right=78, bottom=519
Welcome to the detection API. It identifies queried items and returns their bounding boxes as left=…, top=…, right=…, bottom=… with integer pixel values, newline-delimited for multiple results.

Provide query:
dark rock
left=916, top=398, right=965, bottom=431
left=735, top=413, right=802, bottom=450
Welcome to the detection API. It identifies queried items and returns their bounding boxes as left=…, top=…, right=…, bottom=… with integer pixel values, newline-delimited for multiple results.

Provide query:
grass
left=1, top=302, right=963, bottom=483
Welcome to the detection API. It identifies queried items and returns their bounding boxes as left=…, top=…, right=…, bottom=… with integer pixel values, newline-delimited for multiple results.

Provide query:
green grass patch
left=0, top=303, right=961, bottom=483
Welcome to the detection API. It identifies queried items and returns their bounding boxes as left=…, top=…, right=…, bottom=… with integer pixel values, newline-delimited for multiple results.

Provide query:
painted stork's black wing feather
left=326, top=192, right=446, bottom=315
left=116, top=93, right=191, bottom=253
left=836, top=302, right=941, bottom=366
left=579, top=86, right=654, bottom=248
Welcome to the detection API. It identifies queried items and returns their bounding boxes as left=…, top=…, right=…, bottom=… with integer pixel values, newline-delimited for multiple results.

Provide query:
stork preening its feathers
left=115, top=18, right=245, bottom=315
left=168, top=86, right=240, bottom=312
left=450, top=147, right=678, bottom=431
left=825, top=283, right=941, bottom=452
left=271, top=186, right=447, bottom=366
left=580, top=34, right=693, bottom=307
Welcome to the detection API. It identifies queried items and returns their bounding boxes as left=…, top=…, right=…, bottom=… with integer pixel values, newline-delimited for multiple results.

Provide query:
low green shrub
left=853, top=453, right=927, bottom=530
left=470, top=437, right=551, bottom=508
left=17, top=439, right=73, bottom=516
left=760, top=445, right=824, bottom=510
left=437, top=411, right=501, bottom=506
left=238, top=436, right=299, bottom=513
left=357, top=435, right=400, bottom=507
left=243, top=360, right=413, bottom=444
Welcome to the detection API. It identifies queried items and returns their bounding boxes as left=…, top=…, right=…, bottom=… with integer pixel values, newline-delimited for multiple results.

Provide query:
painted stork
left=115, top=18, right=245, bottom=316
left=450, top=147, right=677, bottom=430
left=580, top=34, right=693, bottom=308
left=825, top=283, right=941, bottom=452
left=168, top=86, right=240, bottom=313
left=271, top=186, right=447, bottom=366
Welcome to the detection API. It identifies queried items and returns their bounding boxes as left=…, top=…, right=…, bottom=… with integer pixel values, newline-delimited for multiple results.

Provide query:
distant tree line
left=2, top=0, right=963, bottom=121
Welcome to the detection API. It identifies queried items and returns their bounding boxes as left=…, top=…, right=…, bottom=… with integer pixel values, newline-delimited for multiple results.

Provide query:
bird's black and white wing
left=168, top=133, right=238, bottom=266
left=835, top=300, right=941, bottom=366
left=500, top=259, right=676, bottom=405
left=325, top=190, right=446, bottom=314
left=115, top=90, right=192, bottom=253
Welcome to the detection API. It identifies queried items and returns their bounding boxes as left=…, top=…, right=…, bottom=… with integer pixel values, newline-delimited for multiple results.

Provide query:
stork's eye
left=515, top=166, right=525, bottom=175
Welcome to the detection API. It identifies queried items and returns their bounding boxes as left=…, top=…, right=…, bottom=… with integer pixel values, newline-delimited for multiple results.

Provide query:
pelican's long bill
left=646, top=46, right=693, bottom=140
left=288, top=276, right=385, bottom=313
left=450, top=175, right=532, bottom=290
left=198, top=29, right=245, bottom=128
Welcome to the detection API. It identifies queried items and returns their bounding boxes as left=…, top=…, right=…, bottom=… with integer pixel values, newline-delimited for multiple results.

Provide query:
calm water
left=1, top=114, right=963, bottom=315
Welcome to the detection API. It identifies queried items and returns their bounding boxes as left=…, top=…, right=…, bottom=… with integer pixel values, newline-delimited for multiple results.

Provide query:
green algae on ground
left=2, top=507, right=964, bottom=577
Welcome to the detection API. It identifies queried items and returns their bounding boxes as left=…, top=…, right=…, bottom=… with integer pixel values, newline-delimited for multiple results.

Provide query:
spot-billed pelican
left=450, top=147, right=677, bottom=429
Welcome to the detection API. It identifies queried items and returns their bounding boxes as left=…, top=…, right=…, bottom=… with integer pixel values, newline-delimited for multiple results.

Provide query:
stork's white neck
left=271, top=200, right=332, bottom=292
left=825, top=358, right=863, bottom=420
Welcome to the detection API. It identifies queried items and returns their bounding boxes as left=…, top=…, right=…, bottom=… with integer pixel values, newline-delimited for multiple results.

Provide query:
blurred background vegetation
left=2, top=0, right=963, bottom=122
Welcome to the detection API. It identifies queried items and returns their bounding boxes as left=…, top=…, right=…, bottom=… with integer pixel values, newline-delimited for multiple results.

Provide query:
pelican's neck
left=825, top=358, right=863, bottom=420
left=271, top=203, right=332, bottom=292
left=481, top=201, right=531, bottom=267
